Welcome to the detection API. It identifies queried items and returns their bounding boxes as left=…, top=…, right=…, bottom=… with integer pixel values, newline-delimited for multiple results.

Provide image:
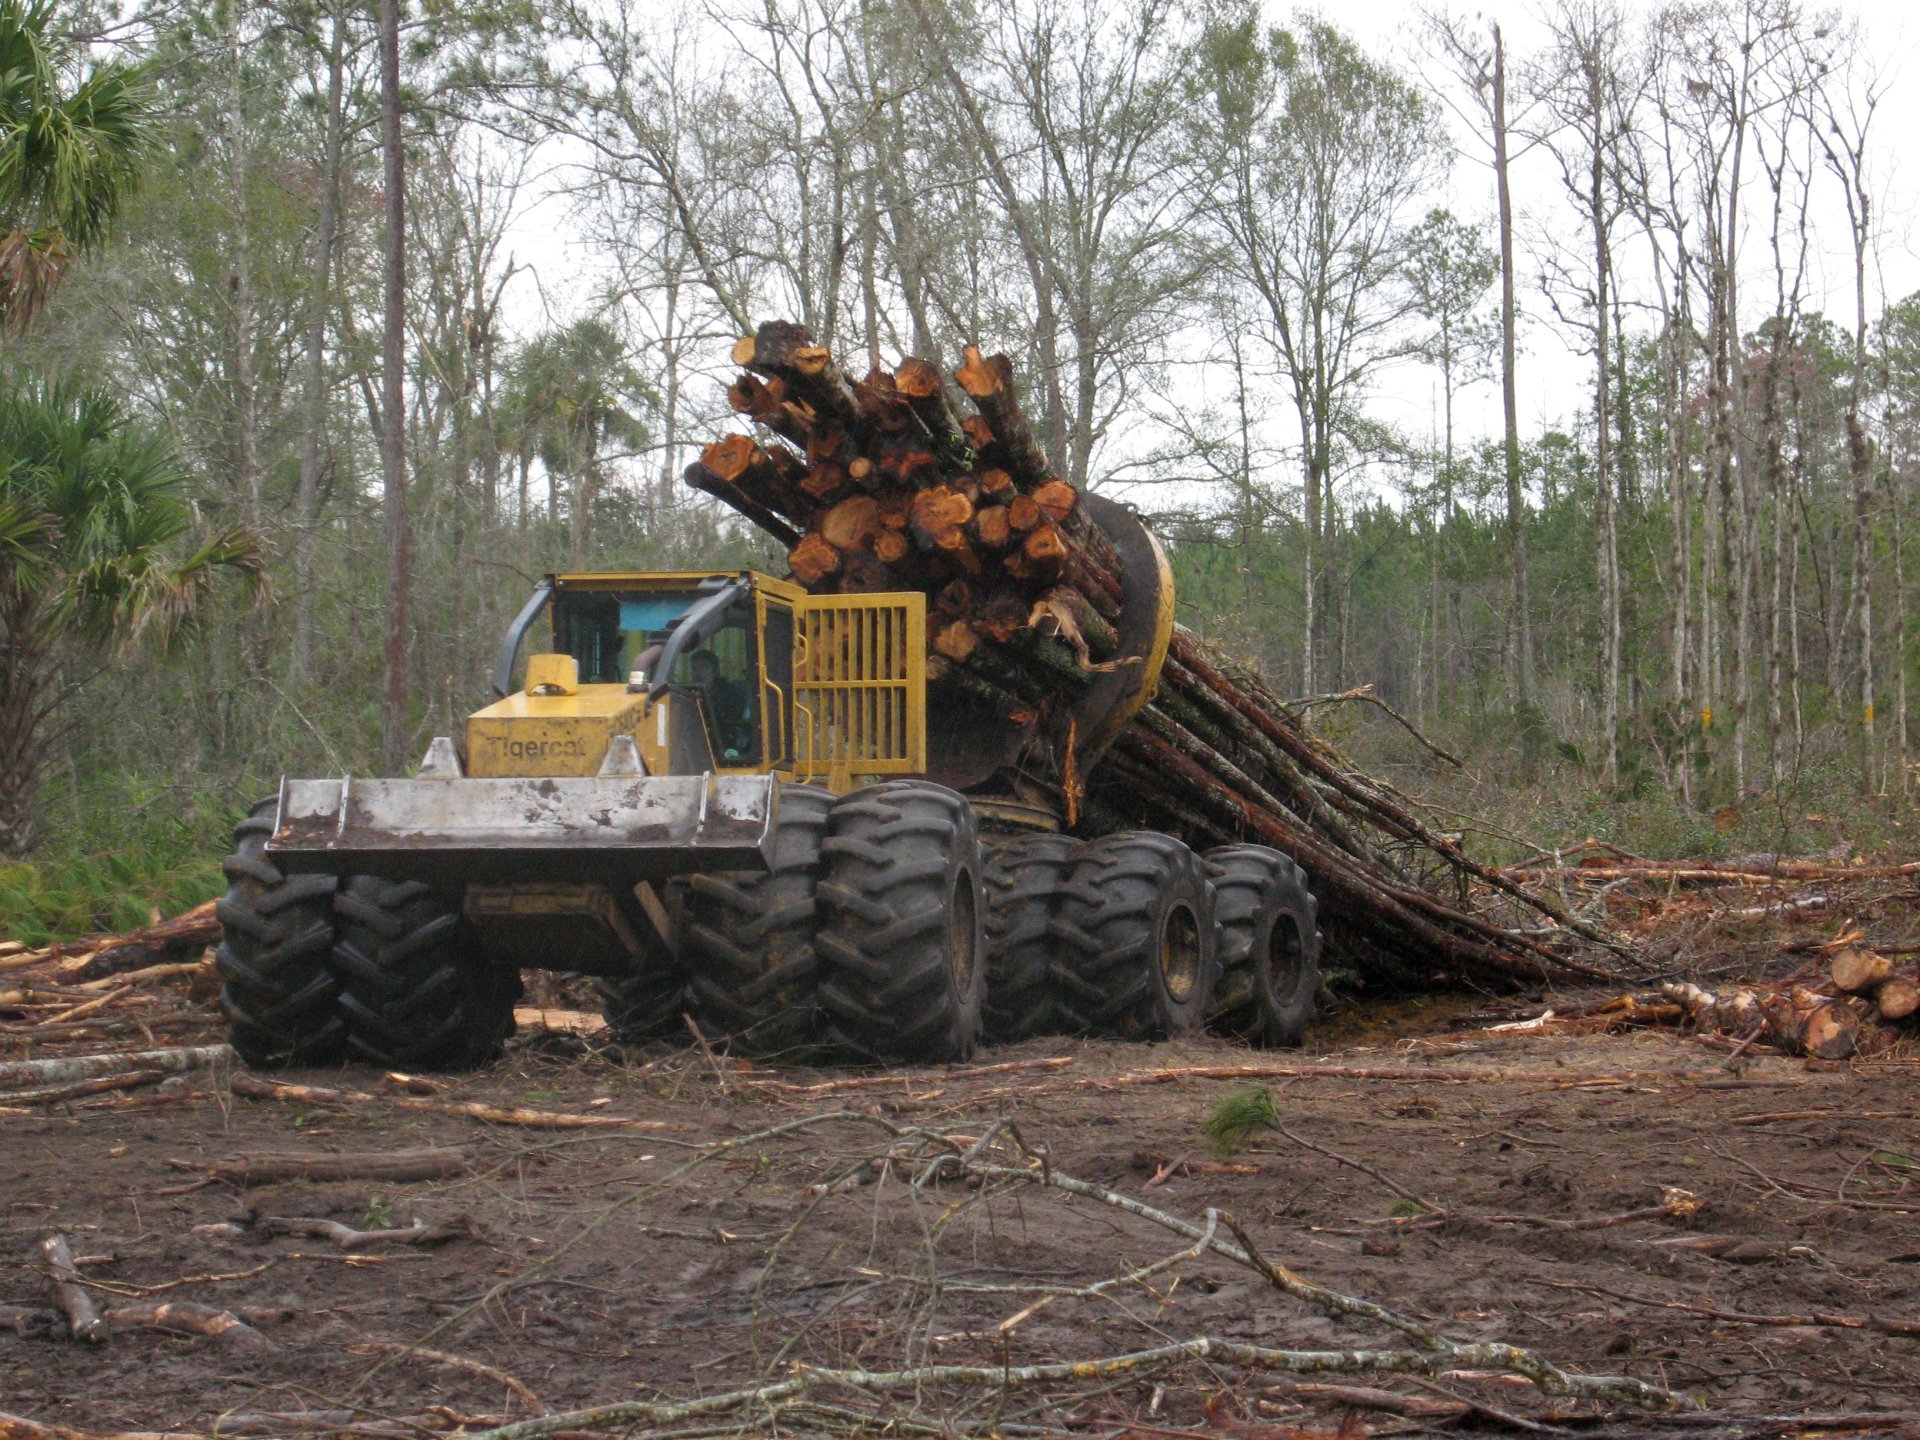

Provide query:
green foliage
left=0, top=0, right=155, bottom=328
left=0, top=370, right=262, bottom=648
left=1202, top=1082, right=1277, bottom=1156
left=0, top=771, right=228, bottom=943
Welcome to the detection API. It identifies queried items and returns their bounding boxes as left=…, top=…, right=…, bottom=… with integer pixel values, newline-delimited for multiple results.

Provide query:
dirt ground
left=4, top=989, right=1919, bottom=1440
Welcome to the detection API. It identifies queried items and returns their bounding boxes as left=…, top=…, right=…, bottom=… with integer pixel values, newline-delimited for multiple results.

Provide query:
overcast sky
left=501, top=0, right=1920, bottom=484
left=1343, top=0, right=1919, bottom=449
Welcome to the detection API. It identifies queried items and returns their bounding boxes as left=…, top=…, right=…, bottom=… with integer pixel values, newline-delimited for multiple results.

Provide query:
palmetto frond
left=0, top=0, right=155, bottom=330
left=0, top=369, right=263, bottom=649
left=0, top=223, right=70, bottom=330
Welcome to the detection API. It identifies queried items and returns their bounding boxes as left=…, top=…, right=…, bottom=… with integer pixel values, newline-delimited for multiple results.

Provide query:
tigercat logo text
left=501, top=738, right=588, bottom=759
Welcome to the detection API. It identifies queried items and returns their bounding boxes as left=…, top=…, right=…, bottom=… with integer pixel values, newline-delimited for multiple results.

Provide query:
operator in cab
left=689, top=649, right=754, bottom=761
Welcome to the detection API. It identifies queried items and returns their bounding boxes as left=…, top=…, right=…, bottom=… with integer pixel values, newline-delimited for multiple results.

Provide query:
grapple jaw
left=265, top=770, right=778, bottom=883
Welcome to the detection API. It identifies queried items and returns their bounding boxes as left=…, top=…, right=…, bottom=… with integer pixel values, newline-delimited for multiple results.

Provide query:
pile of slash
left=0, top=902, right=224, bottom=1104
left=1460, top=843, right=1920, bottom=1061
left=695, top=321, right=1626, bottom=991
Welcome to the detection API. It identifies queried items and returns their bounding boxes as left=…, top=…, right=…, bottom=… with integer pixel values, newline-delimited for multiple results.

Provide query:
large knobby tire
left=1052, top=831, right=1218, bottom=1039
left=682, top=784, right=834, bottom=1056
left=596, top=967, right=689, bottom=1046
left=1206, top=844, right=1321, bottom=1047
left=334, top=877, right=519, bottom=1070
left=981, top=832, right=1081, bottom=1044
left=816, top=781, right=986, bottom=1063
left=215, top=799, right=347, bottom=1067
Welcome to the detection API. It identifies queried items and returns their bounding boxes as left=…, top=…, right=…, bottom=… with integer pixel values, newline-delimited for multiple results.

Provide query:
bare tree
left=1189, top=10, right=1445, bottom=689
left=1532, top=0, right=1639, bottom=784
left=378, top=0, right=408, bottom=774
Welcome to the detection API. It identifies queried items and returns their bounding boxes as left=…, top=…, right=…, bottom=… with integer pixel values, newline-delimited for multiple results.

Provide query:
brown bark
left=1874, top=975, right=1918, bottom=1022
left=378, top=0, right=409, bottom=777
left=954, top=346, right=1057, bottom=487
left=38, top=1234, right=105, bottom=1343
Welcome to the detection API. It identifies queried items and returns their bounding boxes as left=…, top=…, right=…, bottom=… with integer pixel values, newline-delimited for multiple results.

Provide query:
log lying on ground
left=700, top=320, right=1632, bottom=989
left=179, top=1146, right=473, bottom=1187
left=38, top=1234, right=106, bottom=1343
left=1663, top=982, right=1872, bottom=1060
left=0, top=1046, right=231, bottom=1092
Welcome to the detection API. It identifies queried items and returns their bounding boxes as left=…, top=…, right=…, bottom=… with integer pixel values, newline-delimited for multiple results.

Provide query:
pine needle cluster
left=1202, top=1082, right=1278, bottom=1156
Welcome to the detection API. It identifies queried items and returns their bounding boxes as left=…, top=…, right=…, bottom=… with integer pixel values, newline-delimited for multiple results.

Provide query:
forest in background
left=2, top=0, right=1914, bottom=940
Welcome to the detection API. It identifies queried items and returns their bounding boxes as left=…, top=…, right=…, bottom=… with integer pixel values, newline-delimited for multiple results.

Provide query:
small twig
left=351, top=1341, right=545, bottom=1414
left=1551, top=1280, right=1920, bottom=1338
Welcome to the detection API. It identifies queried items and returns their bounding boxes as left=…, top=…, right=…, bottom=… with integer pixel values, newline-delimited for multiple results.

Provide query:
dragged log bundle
left=691, top=321, right=1630, bottom=989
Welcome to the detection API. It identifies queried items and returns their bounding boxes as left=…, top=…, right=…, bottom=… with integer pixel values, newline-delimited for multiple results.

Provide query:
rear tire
left=334, top=877, right=518, bottom=1070
left=682, top=784, right=834, bottom=1056
left=215, top=799, right=346, bottom=1067
left=816, top=781, right=986, bottom=1063
left=1052, top=831, right=1217, bottom=1039
left=1206, top=844, right=1320, bottom=1047
left=982, top=832, right=1081, bottom=1043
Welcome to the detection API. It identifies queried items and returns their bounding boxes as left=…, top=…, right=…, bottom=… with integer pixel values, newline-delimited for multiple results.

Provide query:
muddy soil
left=4, top=1002, right=1918, bottom=1438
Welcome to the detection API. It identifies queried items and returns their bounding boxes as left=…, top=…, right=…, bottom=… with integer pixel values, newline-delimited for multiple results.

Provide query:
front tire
left=215, top=800, right=346, bottom=1067
left=682, top=784, right=834, bottom=1056
left=334, top=878, right=518, bottom=1070
left=1206, top=844, right=1320, bottom=1047
left=1052, top=831, right=1218, bottom=1039
left=816, top=781, right=986, bottom=1063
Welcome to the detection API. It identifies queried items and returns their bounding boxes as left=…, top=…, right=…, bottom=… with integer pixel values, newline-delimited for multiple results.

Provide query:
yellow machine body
left=464, top=570, right=930, bottom=794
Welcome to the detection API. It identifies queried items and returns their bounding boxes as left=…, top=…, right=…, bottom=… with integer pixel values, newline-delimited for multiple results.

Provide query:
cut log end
left=788, top=533, right=842, bottom=587
left=1875, top=974, right=1918, bottom=1022
left=1831, top=947, right=1895, bottom=995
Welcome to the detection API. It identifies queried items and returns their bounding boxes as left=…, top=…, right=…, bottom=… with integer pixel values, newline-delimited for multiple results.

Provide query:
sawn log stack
left=691, top=321, right=1618, bottom=994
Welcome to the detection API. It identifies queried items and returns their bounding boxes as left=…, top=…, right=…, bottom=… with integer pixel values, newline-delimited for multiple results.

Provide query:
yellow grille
left=793, top=594, right=926, bottom=780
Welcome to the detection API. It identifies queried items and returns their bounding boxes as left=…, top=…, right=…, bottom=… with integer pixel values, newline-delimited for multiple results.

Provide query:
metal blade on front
left=266, top=773, right=778, bottom=881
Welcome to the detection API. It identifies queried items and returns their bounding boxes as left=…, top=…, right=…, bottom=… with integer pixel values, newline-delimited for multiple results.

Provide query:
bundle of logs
left=689, top=322, right=1630, bottom=989
left=1666, top=944, right=1920, bottom=1061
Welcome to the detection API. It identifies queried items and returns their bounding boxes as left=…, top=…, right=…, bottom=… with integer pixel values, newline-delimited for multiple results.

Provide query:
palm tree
left=0, top=0, right=155, bottom=331
left=504, top=318, right=654, bottom=567
left=0, top=372, right=262, bottom=854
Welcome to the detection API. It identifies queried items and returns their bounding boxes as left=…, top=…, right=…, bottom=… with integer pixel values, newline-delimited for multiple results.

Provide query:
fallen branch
left=0, top=1046, right=231, bottom=1092
left=260, top=1216, right=471, bottom=1251
left=1557, top=1282, right=1920, bottom=1338
left=467, top=1329, right=1670, bottom=1440
left=0, top=1414, right=200, bottom=1440
left=1037, top=1062, right=1776, bottom=1092
left=174, top=1147, right=472, bottom=1187
left=350, top=1342, right=544, bottom=1414
left=747, top=1056, right=1074, bottom=1093
left=38, top=1234, right=106, bottom=1343
left=5, top=1071, right=166, bottom=1106
left=102, top=1301, right=272, bottom=1352
left=229, top=1074, right=665, bottom=1131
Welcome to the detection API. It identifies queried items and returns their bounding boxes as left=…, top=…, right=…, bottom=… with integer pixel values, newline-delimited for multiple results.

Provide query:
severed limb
left=350, top=1342, right=544, bottom=1414
left=228, top=1074, right=665, bottom=1131
left=258, top=1216, right=471, bottom=1251
left=0, top=1414, right=200, bottom=1440
left=101, top=1301, right=272, bottom=1352
left=38, top=1234, right=106, bottom=1343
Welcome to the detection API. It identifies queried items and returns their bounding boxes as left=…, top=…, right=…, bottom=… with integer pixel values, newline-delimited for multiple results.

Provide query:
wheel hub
left=1160, top=902, right=1200, bottom=1003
